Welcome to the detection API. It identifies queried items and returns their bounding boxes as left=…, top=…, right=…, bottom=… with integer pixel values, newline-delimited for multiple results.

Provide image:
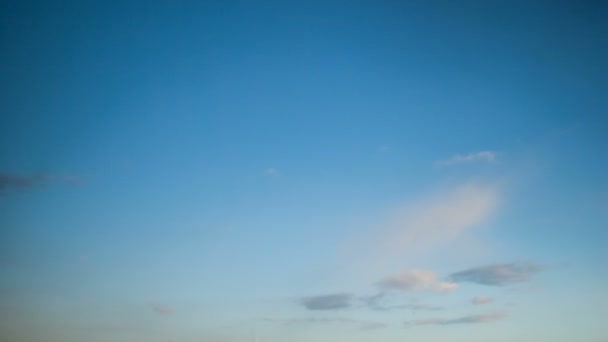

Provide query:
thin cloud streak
left=435, top=151, right=496, bottom=167
left=450, top=262, right=544, bottom=286
left=262, top=317, right=387, bottom=330
left=406, top=312, right=507, bottom=326
left=360, top=292, right=443, bottom=311
left=377, top=269, right=458, bottom=293
left=472, top=296, right=494, bottom=305
left=0, top=172, right=82, bottom=195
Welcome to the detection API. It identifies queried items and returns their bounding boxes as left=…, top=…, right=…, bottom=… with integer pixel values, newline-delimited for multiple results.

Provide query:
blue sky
left=0, top=1, right=606, bottom=341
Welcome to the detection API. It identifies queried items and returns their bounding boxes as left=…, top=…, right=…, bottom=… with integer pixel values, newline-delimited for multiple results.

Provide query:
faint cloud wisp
left=377, top=269, right=458, bottom=293
left=405, top=312, right=506, bottom=327
left=472, top=296, right=494, bottom=305
left=0, top=172, right=82, bottom=196
left=152, top=304, right=173, bottom=315
left=264, top=168, right=279, bottom=177
left=377, top=182, right=500, bottom=258
left=435, top=151, right=497, bottom=167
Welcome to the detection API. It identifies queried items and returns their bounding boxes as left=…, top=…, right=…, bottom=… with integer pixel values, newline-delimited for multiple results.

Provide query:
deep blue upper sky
left=0, top=1, right=606, bottom=341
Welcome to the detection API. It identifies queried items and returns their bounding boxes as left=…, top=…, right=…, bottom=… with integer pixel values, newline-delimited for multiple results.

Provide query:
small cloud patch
left=300, top=293, right=353, bottom=310
left=152, top=304, right=173, bottom=315
left=264, top=168, right=279, bottom=176
left=472, top=296, right=494, bottom=305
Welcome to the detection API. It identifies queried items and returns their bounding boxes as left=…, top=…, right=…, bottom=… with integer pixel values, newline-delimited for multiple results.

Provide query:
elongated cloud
left=300, top=293, right=353, bottom=310
left=0, top=172, right=81, bottom=195
left=406, top=312, right=506, bottom=326
left=435, top=151, right=496, bottom=167
left=450, top=262, right=544, bottom=286
left=379, top=182, right=500, bottom=256
left=377, top=269, right=458, bottom=293
left=263, top=317, right=387, bottom=330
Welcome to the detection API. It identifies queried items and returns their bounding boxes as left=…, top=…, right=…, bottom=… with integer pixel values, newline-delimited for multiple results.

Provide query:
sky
left=0, top=1, right=607, bottom=341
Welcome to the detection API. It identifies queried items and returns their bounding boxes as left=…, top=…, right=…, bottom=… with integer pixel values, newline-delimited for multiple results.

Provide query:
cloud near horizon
left=435, top=151, right=497, bottom=167
left=450, top=262, right=544, bottom=286
left=406, top=312, right=506, bottom=327
left=262, top=317, right=387, bottom=330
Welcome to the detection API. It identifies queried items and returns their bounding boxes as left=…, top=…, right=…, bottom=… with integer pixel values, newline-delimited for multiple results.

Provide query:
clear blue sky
left=0, top=1, right=606, bottom=341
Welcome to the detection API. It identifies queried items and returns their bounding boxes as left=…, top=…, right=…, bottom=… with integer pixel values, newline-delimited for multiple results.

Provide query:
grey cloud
left=300, top=293, right=353, bottom=310
left=441, top=312, right=506, bottom=325
left=406, top=312, right=506, bottom=326
left=0, top=172, right=81, bottom=195
left=450, top=262, right=544, bottom=286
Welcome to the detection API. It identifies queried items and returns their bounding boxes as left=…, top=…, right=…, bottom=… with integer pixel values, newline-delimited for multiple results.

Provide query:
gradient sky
left=1, top=1, right=607, bottom=341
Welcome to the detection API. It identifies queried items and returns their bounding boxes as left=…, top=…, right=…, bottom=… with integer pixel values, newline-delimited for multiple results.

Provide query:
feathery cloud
left=435, top=151, right=496, bottom=167
left=450, top=262, right=544, bottom=286
left=378, top=182, right=500, bottom=257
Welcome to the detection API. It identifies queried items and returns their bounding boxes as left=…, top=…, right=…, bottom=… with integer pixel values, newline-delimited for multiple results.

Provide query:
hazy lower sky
left=1, top=1, right=606, bottom=341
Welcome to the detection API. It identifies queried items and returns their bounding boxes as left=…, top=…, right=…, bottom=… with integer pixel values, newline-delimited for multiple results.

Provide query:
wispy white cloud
left=472, top=296, right=494, bottom=305
left=378, top=182, right=500, bottom=256
left=377, top=269, right=458, bottom=293
left=435, top=151, right=496, bottom=167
